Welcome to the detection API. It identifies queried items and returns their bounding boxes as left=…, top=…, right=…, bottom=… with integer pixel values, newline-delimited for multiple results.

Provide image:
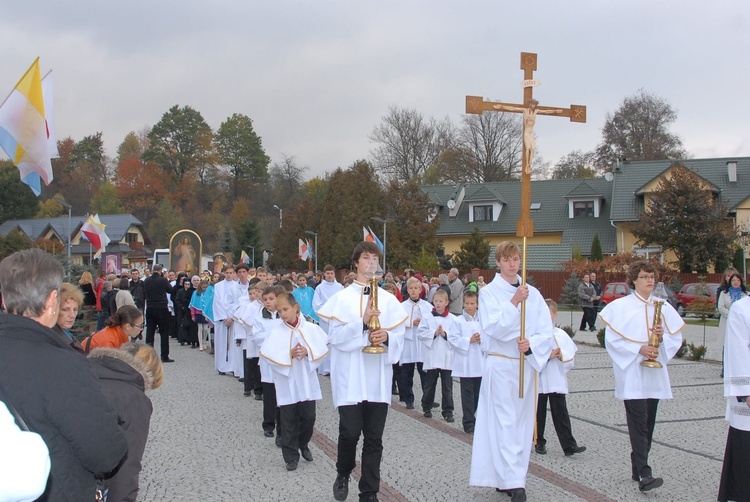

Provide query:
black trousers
left=397, top=362, right=427, bottom=407
left=624, top=398, right=659, bottom=480
left=579, top=306, right=597, bottom=330
left=279, top=401, right=316, bottom=464
left=243, top=354, right=262, bottom=395
left=337, top=402, right=388, bottom=499
left=146, top=306, right=171, bottom=359
left=421, top=369, right=454, bottom=415
left=460, top=377, right=481, bottom=431
left=168, top=313, right=178, bottom=339
left=536, top=393, right=577, bottom=451
left=262, top=382, right=280, bottom=436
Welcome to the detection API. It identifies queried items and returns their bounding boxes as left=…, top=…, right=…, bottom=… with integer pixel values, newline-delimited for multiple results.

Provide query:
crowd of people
left=0, top=243, right=748, bottom=502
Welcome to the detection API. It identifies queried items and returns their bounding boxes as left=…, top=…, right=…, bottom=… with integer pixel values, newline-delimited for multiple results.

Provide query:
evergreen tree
left=452, top=227, right=491, bottom=270
left=559, top=272, right=580, bottom=307
left=0, top=161, right=39, bottom=223
left=732, top=247, right=745, bottom=273
left=590, top=233, right=603, bottom=261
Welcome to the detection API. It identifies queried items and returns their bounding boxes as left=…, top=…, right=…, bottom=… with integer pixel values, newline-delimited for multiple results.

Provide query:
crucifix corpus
left=466, top=52, right=586, bottom=398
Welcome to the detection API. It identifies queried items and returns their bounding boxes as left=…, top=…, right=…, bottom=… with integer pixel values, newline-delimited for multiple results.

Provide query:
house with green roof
left=422, top=156, right=750, bottom=271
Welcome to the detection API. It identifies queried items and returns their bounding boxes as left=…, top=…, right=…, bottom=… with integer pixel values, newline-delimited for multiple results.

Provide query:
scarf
left=729, top=286, right=743, bottom=303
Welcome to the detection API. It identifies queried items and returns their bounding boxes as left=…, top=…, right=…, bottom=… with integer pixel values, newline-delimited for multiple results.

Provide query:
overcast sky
left=1, top=1, right=748, bottom=180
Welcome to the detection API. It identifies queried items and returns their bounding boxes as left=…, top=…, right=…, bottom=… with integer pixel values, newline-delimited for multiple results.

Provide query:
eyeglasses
left=637, top=275, right=655, bottom=280
left=132, top=322, right=145, bottom=330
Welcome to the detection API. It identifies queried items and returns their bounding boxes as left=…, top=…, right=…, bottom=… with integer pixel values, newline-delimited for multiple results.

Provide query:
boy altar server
left=213, top=265, right=239, bottom=375
left=469, top=241, right=554, bottom=502
left=233, top=280, right=265, bottom=398
left=317, top=242, right=407, bottom=502
left=261, top=293, right=328, bottom=472
left=535, top=299, right=586, bottom=456
left=253, top=286, right=285, bottom=441
left=312, top=265, right=344, bottom=376
left=416, top=288, right=456, bottom=422
left=449, top=290, right=485, bottom=434
left=398, top=277, right=433, bottom=410
left=599, top=261, right=683, bottom=493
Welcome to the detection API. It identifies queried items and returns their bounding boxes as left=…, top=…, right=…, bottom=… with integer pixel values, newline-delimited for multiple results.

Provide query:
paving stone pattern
left=140, top=316, right=727, bottom=501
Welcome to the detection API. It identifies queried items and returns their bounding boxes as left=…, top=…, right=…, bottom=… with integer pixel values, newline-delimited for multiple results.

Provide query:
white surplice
left=399, top=298, right=433, bottom=365
left=450, top=311, right=485, bottom=378
left=317, top=280, right=407, bottom=409
left=599, top=292, right=684, bottom=400
left=313, top=279, right=344, bottom=375
left=233, top=299, right=263, bottom=358
left=538, top=327, right=577, bottom=394
left=416, top=310, right=455, bottom=371
left=212, top=279, right=239, bottom=373
left=251, top=309, right=283, bottom=383
left=260, top=315, right=329, bottom=406
left=724, top=296, right=750, bottom=431
left=470, top=273, right=554, bottom=490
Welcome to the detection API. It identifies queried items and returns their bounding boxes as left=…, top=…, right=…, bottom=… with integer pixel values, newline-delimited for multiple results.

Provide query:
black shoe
left=423, top=410, right=433, bottom=418
left=275, top=435, right=282, bottom=447
left=564, top=445, right=586, bottom=456
left=300, top=446, right=313, bottom=462
left=264, top=430, right=274, bottom=438
left=444, top=414, right=455, bottom=423
left=638, top=476, right=663, bottom=492
left=632, top=474, right=640, bottom=482
left=243, top=391, right=252, bottom=397
left=238, top=378, right=245, bottom=382
left=286, top=460, right=298, bottom=471
left=391, top=385, right=399, bottom=395
left=254, top=394, right=263, bottom=401
left=161, top=357, right=174, bottom=363
left=333, top=474, right=349, bottom=501
left=405, top=403, right=414, bottom=410
left=431, top=402, right=440, bottom=409
left=509, top=488, right=527, bottom=502
left=465, top=428, right=474, bottom=435
left=361, top=495, right=379, bottom=502
left=217, top=371, right=225, bottom=375
left=535, top=444, right=547, bottom=454
left=590, top=327, right=597, bottom=332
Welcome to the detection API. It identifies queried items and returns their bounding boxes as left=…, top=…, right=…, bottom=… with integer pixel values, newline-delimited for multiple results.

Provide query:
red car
left=601, top=282, right=629, bottom=306
left=675, top=283, right=720, bottom=317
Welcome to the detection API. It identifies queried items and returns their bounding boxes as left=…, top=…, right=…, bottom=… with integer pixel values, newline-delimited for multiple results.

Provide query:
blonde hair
left=79, top=271, right=93, bottom=285
left=406, top=277, right=422, bottom=288
left=59, top=283, right=84, bottom=308
left=545, top=298, right=558, bottom=314
left=135, top=344, right=163, bottom=389
left=494, top=241, right=520, bottom=262
left=433, top=289, right=449, bottom=301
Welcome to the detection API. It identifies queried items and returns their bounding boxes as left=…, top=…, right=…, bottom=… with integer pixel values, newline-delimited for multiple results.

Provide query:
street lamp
left=246, top=245, right=255, bottom=268
left=741, top=231, right=749, bottom=283
left=273, top=205, right=283, bottom=228
left=305, top=230, right=318, bottom=272
left=371, top=216, right=389, bottom=273
left=53, top=197, right=72, bottom=275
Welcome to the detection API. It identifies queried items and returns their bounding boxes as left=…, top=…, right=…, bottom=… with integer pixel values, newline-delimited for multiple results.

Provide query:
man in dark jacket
left=129, top=269, right=146, bottom=311
left=143, top=264, right=175, bottom=362
left=0, top=248, right=128, bottom=502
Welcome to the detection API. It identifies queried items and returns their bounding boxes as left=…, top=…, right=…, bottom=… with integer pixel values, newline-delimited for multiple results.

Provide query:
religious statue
left=492, top=99, right=561, bottom=174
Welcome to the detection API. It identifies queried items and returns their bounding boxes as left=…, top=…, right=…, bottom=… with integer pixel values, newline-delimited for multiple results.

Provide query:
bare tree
left=369, top=106, right=456, bottom=183
left=270, top=154, right=308, bottom=201
left=596, top=89, right=688, bottom=166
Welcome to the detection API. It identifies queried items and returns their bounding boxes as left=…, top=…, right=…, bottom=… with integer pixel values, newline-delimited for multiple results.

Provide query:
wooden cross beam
left=466, top=52, right=586, bottom=238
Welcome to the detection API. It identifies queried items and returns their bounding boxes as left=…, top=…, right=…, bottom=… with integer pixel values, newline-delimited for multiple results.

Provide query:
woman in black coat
left=176, top=277, right=198, bottom=347
left=88, top=343, right=163, bottom=502
left=0, top=249, right=127, bottom=502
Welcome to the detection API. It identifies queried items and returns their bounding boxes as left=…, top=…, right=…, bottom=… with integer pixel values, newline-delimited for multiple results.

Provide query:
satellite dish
left=447, top=199, right=456, bottom=209
left=604, top=172, right=614, bottom=182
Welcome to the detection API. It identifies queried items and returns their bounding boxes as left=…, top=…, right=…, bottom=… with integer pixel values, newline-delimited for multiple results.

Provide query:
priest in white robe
left=312, top=265, right=344, bottom=376
left=718, top=295, right=750, bottom=501
left=599, top=261, right=683, bottom=493
left=317, top=242, right=406, bottom=502
left=469, top=241, right=554, bottom=502
left=212, top=266, right=239, bottom=375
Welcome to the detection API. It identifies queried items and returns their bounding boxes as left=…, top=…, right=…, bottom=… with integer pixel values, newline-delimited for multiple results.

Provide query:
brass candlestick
left=641, top=283, right=667, bottom=368
left=363, top=276, right=387, bottom=354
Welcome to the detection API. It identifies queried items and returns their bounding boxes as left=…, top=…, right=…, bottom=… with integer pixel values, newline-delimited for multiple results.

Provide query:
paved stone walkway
left=140, top=318, right=728, bottom=501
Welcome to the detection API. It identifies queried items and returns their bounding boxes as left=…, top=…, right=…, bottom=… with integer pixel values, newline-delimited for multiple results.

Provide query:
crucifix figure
left=465, top=52, right=586, bottom=397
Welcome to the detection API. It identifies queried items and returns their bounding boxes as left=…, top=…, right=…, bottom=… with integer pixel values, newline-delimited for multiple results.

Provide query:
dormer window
left=473, top=205, right=493, bottom=221
left=573, top=201, right=594, bottom=218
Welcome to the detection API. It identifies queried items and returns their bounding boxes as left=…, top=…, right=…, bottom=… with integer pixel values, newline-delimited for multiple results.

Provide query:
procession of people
left=0, top=241, right=744, bottom=502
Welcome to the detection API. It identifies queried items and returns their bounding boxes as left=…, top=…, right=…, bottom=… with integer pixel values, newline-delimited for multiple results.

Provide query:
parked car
left=675, top=283, right=720, bottom=317
left=601, top=282, right=679, bottom=311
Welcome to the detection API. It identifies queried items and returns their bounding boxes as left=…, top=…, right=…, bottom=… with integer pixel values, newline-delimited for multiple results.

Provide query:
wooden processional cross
left=466, top=52, right=586, bottom=397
